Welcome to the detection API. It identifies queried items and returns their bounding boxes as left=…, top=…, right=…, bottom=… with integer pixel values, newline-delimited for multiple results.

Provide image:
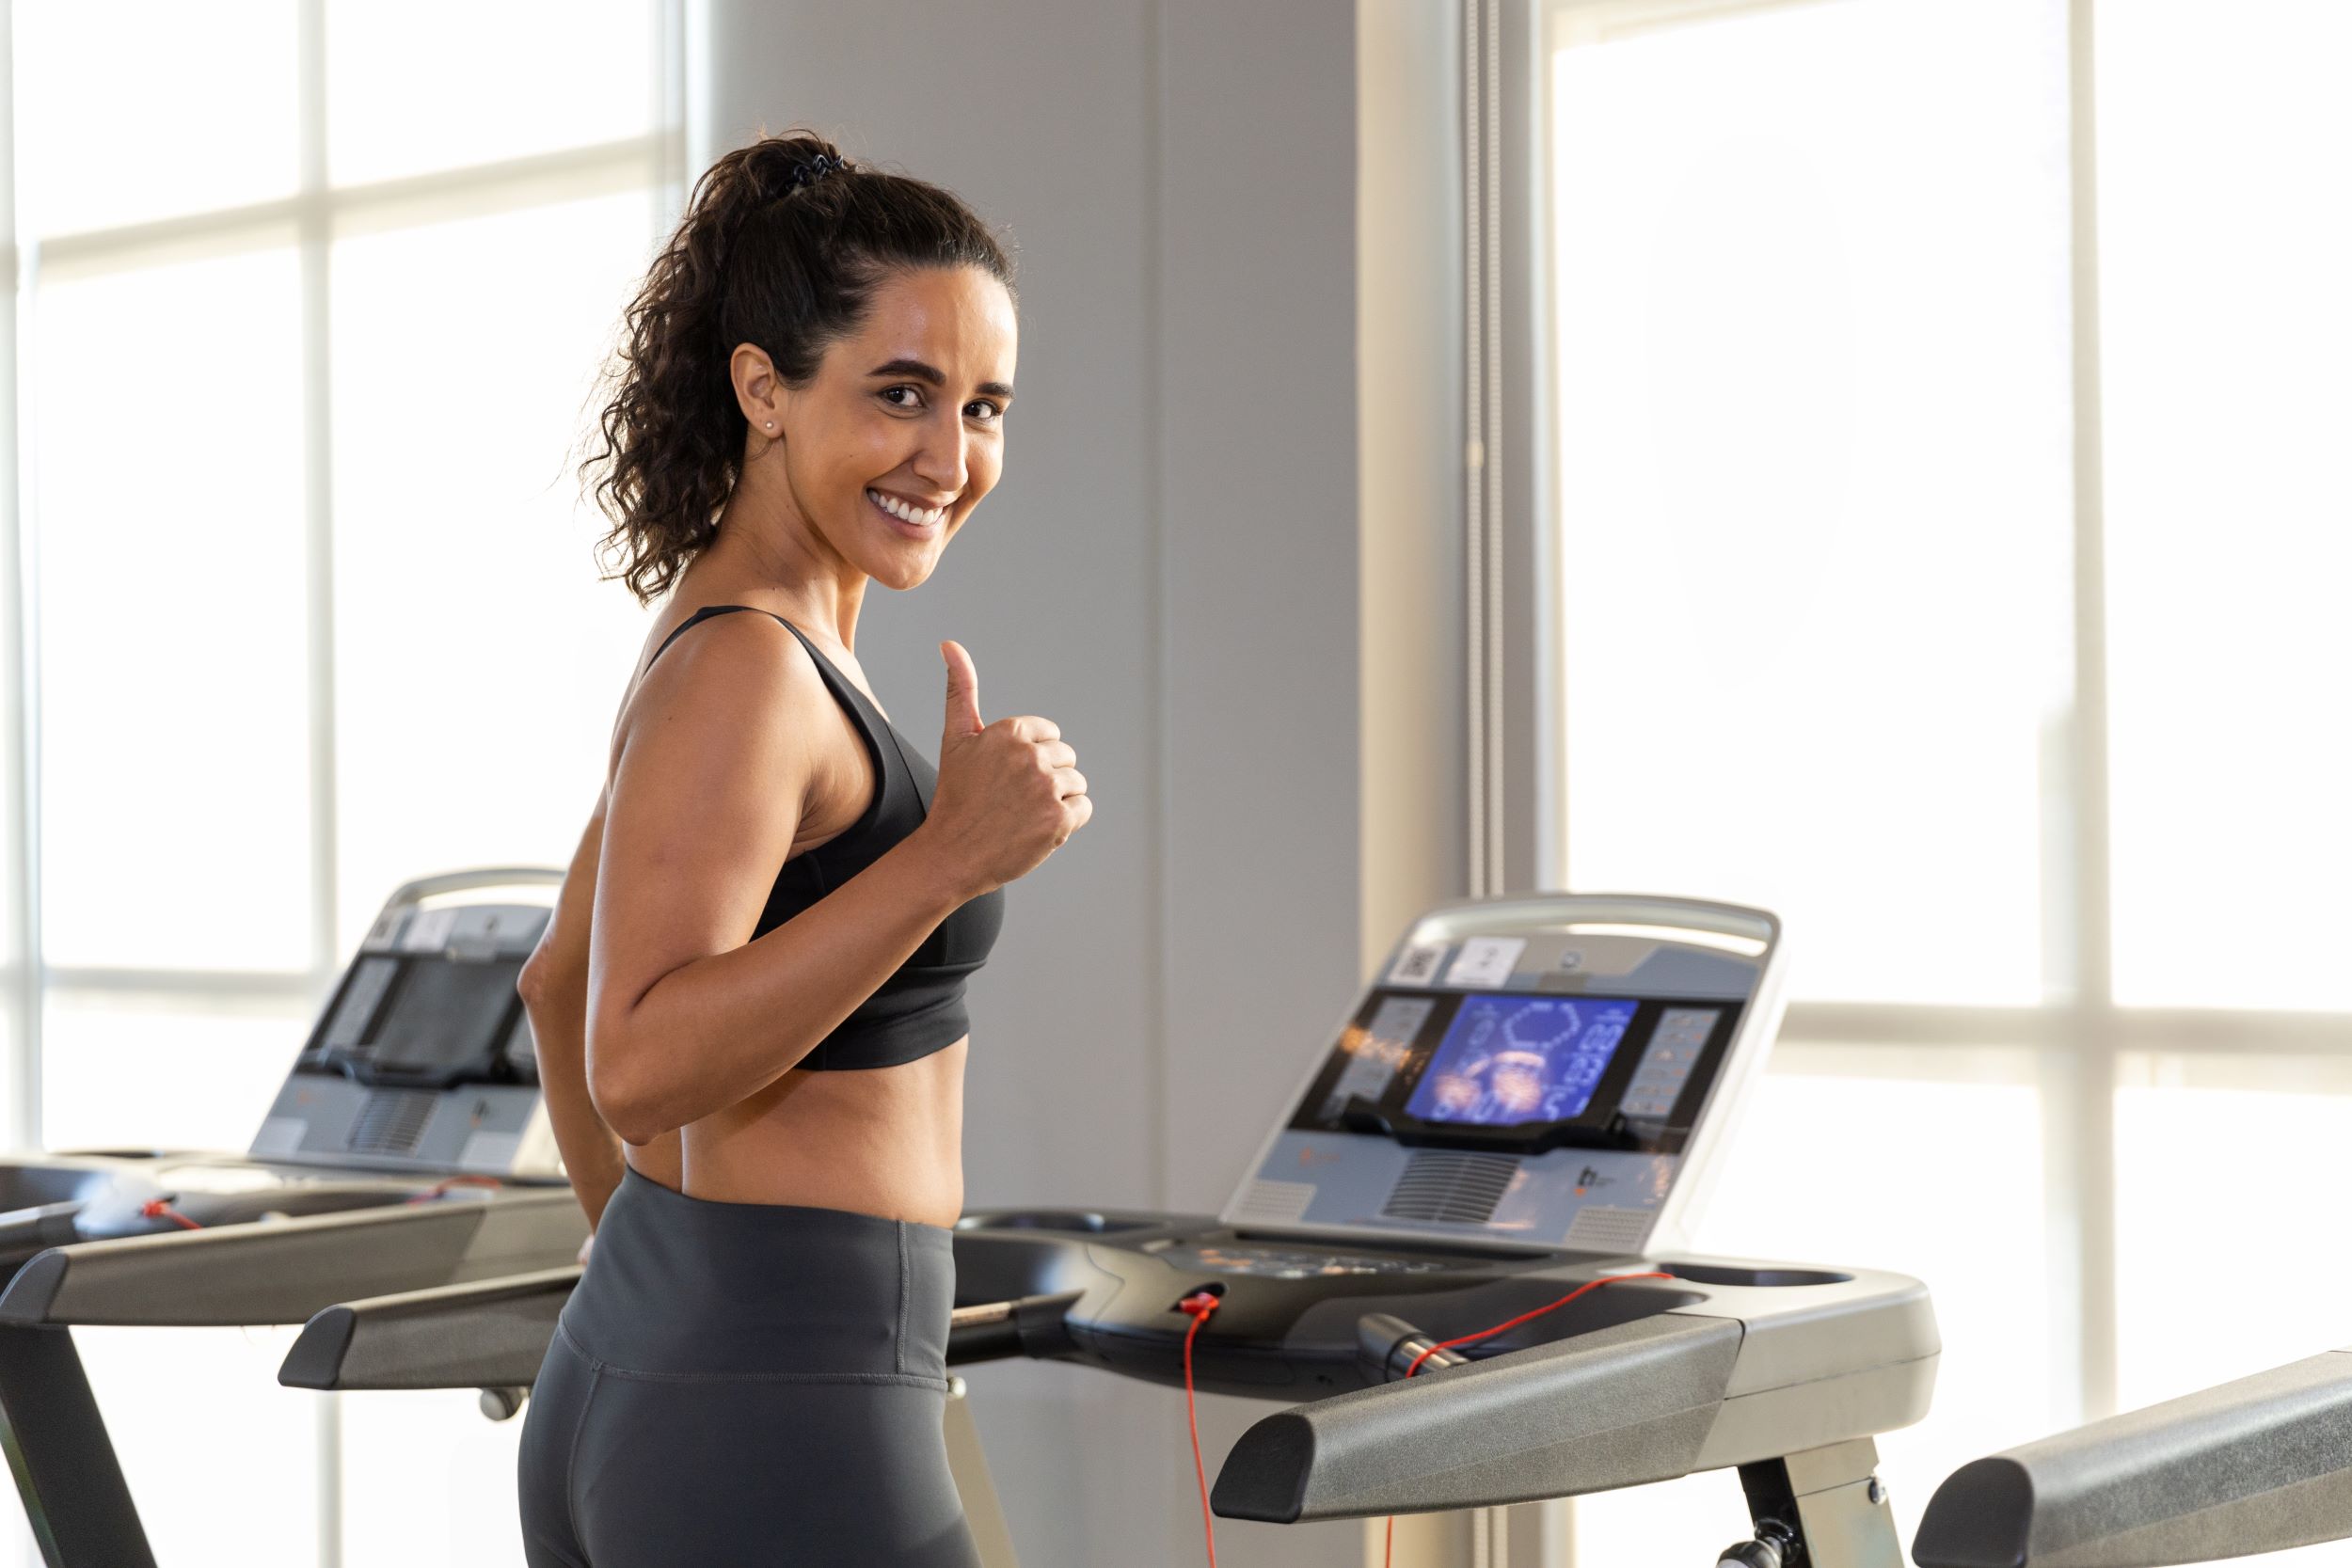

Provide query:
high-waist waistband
left=559, top=1167, right=955, bottom=1386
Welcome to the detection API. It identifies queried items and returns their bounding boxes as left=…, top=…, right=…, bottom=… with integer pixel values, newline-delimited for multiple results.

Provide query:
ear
left=729, top=341, right=784, bottom=436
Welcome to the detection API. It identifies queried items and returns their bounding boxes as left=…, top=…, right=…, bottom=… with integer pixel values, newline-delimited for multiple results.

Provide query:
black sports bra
left=640, top=604, right=1005, bottom=1070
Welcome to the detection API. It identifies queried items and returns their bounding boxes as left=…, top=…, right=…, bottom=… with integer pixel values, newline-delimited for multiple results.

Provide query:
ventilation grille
left=1564, top=1205, right=1656, bottom=1255
left=1379, top=1150, right=1521, bottom=1226
left=346, top=1088, right=437, bottom=1157
left=1230, top=1179, right=1316, bottom=1225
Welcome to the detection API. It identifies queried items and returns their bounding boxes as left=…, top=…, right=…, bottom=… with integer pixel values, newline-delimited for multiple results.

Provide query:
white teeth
left=867, top=489, right=946, bottom=528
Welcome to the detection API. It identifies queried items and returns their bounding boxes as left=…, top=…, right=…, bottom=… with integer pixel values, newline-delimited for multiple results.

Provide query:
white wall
left=706, top=4, right=1386, bottom=1564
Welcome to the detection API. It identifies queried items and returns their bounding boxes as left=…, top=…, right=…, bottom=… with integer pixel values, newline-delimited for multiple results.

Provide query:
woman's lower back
left=679, top=1038, right=968, bottom=1226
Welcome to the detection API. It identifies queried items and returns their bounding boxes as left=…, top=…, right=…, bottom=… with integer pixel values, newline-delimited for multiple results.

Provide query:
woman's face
left=763, top=264, right=1017, bottom=592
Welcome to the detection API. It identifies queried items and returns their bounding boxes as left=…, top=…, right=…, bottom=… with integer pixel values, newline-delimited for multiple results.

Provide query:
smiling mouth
left=866, top=488, right=949, bottom=529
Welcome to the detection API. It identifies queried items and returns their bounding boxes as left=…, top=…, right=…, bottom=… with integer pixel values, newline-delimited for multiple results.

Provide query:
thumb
left=940, top=641, right=983, bottom=740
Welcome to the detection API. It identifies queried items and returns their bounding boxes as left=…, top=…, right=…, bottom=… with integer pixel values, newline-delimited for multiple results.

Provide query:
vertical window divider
left=1465, top=0, right=1491, bottom=897
left=295, top=0, right=337, bottom=993
left=0, top=0, right=42, bottom=1157
left=292, top=3, right=343, bottom=1564
left=657, top=0, right=693, bottom=219
left=2063, top=0, right=2121, bottom=1426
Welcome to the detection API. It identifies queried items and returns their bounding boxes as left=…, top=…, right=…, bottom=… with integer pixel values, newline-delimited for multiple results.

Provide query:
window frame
left=1523, top=0, right=2352, bottom=1449
left=0, top=4, right=689, bottom=1562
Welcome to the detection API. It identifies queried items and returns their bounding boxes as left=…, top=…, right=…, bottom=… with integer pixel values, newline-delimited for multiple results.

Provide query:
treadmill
left=1912, top=1345, right=2352, bottom=1567
left=0, top=868, right=587, bottom=1568
left=282, top=895, right=1946, bottom=1566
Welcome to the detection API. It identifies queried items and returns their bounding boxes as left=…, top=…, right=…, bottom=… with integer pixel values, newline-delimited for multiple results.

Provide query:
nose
left=911, top=407, right=969, bottom=496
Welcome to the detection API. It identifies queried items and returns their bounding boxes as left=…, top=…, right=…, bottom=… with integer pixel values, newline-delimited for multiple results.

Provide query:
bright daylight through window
left=1545, top=0, right=2352, bottom=1560
left=4, top=4, right=680, bottom=1564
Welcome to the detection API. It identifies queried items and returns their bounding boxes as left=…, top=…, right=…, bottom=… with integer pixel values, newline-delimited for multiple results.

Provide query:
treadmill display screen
left=1404, top=995, right=1639, bottom=1127
left=363, top=958, right=525, bottom=1077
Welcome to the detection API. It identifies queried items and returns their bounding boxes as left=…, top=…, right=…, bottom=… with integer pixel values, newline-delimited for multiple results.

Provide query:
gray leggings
left=517, top=1168, right=983, bottom=1567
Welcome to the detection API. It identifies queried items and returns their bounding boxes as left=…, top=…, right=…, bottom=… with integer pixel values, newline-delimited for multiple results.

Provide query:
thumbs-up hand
left=918, top=641, right=1091, bottom=899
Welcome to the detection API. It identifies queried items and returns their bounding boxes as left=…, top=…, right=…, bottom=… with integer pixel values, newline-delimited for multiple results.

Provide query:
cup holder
left=957, top=1210, right=1145, bottom=1236
left=1658, top=1261, right=1853, bottom=1288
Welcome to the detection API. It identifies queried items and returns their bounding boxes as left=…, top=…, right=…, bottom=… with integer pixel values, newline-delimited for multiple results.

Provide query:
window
left=1545, top=0, right=2352, bottom=1560
left=4, top=5, right=682, bottom=1563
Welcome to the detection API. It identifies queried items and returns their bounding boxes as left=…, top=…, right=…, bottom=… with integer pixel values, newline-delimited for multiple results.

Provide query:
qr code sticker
left=1388, top=943, right=1446, bottom=986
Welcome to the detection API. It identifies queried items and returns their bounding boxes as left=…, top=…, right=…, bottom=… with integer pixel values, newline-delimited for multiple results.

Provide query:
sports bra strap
left=642, top=603, right=791, bottom=674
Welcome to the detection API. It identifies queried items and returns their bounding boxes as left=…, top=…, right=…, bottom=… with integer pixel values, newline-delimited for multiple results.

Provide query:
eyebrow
left=867, top=357, right=1014, bottom=401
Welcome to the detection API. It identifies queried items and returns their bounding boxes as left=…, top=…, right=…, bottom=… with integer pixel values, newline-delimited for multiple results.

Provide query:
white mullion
left=2066, top=0, right=2121, bottom=1424
left=293, top=5, right=343, bottom=1566
left=1785, top=1001, right=2063, bottom=1050
left=1465, top=0, right=1489, bottom=898
left=655, top=0, right=690, bottom=219
left=1481, top=0, right=1504, bottom=900
left=1, top=0, right=45, bottom=1157
left=680, top=0, right=713, bottom=185
left=33, top=136, right=664, bottom=283
left=1785, top=1002, right=2349, bottom=1057
left=1551, top=0, right=1846, bottom=50
left=43, top=967, right=315, bottom=1002
left=295, top=0, right=336, bottom=1011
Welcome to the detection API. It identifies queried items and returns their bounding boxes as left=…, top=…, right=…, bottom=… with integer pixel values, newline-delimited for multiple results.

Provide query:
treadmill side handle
left=1212, top=1310, right=1743, bottom=1523
left=1913, top=1348, right=2352, bottom=1568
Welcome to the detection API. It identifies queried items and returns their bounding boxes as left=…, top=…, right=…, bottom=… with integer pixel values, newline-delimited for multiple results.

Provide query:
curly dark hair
left=579, top=131, right=1017, bottom=605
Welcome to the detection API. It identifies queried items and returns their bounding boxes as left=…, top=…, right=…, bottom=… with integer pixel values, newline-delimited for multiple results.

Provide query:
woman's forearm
left=588, top=828, right=970, bottom=1144
left=524, top=986, right=630, bottom=1227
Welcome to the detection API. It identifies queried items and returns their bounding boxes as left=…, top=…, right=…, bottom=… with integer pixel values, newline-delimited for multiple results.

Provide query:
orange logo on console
left=1295, top=1146, right=1342, bottom=1168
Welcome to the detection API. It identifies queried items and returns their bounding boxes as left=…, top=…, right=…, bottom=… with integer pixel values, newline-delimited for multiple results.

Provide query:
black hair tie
left=786, top=151, right=846, bottom=193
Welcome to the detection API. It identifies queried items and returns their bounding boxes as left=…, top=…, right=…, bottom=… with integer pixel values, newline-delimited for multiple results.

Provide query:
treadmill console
left=248, top=871, right=564, bottom=1179
left=1224, top=895, right=1784, bottom=1256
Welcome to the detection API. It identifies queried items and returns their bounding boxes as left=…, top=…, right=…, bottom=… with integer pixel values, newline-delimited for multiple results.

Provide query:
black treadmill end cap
left=0, top=1248, right=71, bottom=1325
left=278, top=1306, right=359, bottom=1390
left=1210, top=1410, right=1316, bottom=1524
left=1912, top=1456, right=2033, bottom=1568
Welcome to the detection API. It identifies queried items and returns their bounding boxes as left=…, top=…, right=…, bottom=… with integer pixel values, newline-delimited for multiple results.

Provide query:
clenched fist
left=915, top=641, right=1091, bottom=898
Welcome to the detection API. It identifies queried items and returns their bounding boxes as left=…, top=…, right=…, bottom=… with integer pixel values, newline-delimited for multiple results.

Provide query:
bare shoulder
left=593, top=611, right=836, bottom=978
left=610, top=609, right=831, bottom=777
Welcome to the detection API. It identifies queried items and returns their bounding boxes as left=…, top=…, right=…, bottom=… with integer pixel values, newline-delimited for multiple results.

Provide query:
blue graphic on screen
left=1405, top=995, right=1640, bottom=1127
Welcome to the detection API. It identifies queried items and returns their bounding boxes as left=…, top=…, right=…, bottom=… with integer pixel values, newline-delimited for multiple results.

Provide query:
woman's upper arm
left=587, top=617, right=821, bottom=1047
left=517, top=796, right=607, bottom=1009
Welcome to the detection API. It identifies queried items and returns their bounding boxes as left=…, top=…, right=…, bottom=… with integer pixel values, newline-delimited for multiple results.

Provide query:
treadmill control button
left=1168, top=1243, right=1458, bottom=1277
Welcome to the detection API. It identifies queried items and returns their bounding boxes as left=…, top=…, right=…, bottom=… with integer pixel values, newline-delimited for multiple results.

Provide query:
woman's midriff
left=669, top=1037, right=968, bottom=1227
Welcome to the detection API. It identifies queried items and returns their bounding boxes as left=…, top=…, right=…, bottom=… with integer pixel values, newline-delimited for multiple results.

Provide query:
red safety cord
left=1177, top=1290, right=1223, bottom=1568
left=1380, top=1272, right=1676, bottom=1568
left=137, top=1199, right=202, bottom=1231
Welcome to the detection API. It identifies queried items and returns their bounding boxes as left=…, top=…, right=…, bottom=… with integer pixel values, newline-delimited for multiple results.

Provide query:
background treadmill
left=286, top=895, right=1947, bottom=1568
left=0, top=868, right=586, bottom=1568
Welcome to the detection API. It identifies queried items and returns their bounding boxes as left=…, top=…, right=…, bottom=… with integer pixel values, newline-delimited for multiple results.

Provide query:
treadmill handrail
left=0, top=1189, right=585, bottom=1328
left=282, top=1275, right=1090, bottom=1392
left=281, top=1267, right=582, bottom=1391
left=1913, top=1347, right=2352, bottom=1568
left=1401, top=892, right=1779, bottom=948
left=386, top=866, right=563, bottom=906
left=1213, top=1309, right=1746, bottom=1523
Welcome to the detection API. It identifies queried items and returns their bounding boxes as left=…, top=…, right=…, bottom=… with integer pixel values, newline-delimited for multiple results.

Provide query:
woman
left=512, top=133, right=1089, bottom=1568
